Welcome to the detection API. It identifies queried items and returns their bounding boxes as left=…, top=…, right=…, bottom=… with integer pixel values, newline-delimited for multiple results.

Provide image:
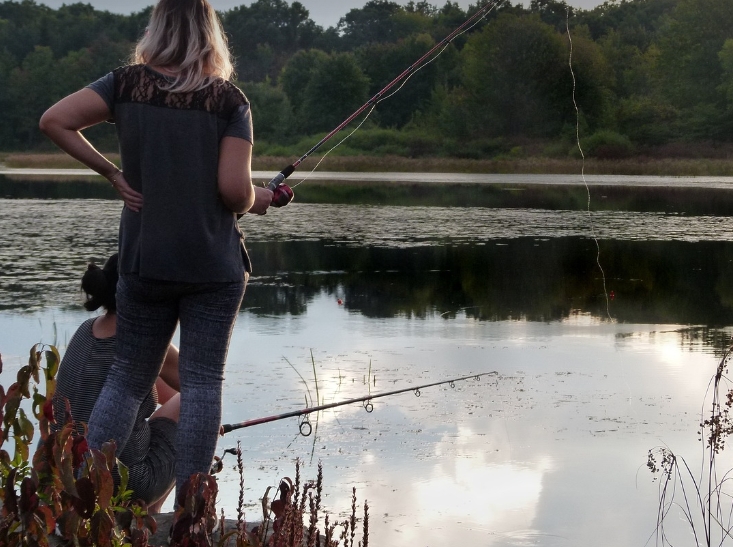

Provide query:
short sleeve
left=86, top=72, right=115, bottom=114
left=224, top=104, right=253, bottom=143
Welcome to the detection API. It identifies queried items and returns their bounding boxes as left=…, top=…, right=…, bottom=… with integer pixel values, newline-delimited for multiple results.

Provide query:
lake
left=1, top=175, right=733, bottom=546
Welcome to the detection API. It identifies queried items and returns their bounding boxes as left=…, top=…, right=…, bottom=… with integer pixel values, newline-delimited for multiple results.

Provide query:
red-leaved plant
left=0, top=345, right=155, bottom=546
left=0, top=345, right=371, bottom=547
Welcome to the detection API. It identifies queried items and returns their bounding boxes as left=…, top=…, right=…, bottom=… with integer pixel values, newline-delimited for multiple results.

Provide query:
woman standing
left=40, top=0, right=271, bottom=496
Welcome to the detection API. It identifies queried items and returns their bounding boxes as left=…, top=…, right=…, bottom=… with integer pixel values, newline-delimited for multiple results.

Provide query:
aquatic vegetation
left=648, top=342, right=733, bottom=545
left=0, top=344, right=370, bottom=546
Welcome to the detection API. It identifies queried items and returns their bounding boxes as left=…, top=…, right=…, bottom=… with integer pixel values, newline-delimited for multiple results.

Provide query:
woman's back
left=88, top=65, right=253, bottom=283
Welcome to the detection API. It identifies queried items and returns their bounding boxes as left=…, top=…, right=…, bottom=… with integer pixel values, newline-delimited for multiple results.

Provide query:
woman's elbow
left=221, top=183, right=254, bottom=214
left=39, top=108, right=66, bottom=138
left=38, top=109, right=55, bottom=136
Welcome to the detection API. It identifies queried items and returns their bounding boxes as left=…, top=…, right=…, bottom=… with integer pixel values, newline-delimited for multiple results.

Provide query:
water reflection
left=4, top=200, right=733, bottom=336
left=1, top=197, right=732, bottom=546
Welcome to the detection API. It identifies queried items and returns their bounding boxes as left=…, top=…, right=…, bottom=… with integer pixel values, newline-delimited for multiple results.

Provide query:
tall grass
left=648, top=343, right=733, bottom=545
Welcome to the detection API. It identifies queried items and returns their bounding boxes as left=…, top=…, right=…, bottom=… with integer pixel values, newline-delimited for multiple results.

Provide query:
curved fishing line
left=567, top=11, right=643, bottom=452
left=375, top=2, right=498, bottom=105
left=566, top=10, right=612, bottom=321
left=288, top=0, right=503, bottom=188
left=290, top=104, right=377, bottom=189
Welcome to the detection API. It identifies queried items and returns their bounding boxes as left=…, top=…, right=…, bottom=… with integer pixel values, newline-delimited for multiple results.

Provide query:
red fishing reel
left=271, top=183, right=294, bottom=207
left=267, top=166, right=295, bottom=208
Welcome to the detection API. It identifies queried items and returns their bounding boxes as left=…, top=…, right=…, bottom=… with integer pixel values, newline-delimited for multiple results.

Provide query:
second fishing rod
left=221, top=371, right=496, bottom=436
left=265, top=0, right=501, bottom=209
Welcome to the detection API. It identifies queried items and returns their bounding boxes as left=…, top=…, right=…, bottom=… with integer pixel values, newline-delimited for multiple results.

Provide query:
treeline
left=0, top=0, right=732, bottom=159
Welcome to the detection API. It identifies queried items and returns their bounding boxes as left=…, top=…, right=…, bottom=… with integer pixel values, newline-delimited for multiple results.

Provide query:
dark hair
left=81, top=254, right=119, bottom=312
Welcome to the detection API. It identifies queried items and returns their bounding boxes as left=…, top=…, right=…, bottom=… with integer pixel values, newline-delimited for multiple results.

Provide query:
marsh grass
left=6, top=152, right=733, bottom=176
left=648, top=343, right=733, bottom=545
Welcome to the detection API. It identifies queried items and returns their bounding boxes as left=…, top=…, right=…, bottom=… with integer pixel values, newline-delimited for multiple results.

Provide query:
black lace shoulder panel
left=112, top=65, right=249, bottom=119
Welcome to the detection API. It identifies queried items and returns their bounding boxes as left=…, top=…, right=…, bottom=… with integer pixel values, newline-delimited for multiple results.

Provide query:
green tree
left=223, top=0, right=321, bottom=82
left=242, top=79, right=295, bottom=140
left=530, top=0, right=575, bottom=31
left=8, top=45, right=58, bottom=147
left=656, top=0, right=733, bottom=138
left=279, top=48, right=329, bottom=113
left=0, top=31, right=14, bottom=147
left=299, top=52, right=370, bottom=133
left=457, top=13, right=571, bottom=137
left=567, top=25, right=615, bottom=132
left=719, top=39, right=733, bottom=108
left=0, top=0, right=50, bottom=63
left=357, top=32, right=438, bottom=128
left=337, top=0, right=407, bottom=48
left=580, top=0, right=677, bottom=46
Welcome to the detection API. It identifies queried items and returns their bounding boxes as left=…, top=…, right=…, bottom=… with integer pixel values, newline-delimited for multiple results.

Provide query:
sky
left=35, top=0, right=607, bottom=29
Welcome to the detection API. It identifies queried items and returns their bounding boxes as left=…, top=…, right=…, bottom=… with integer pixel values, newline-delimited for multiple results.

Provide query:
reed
left=648, top=342, right=733, bottom=545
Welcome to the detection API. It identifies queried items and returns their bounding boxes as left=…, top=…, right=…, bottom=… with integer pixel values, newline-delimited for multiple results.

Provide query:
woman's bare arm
left=218, top=136, right=273, bottom=214
left=39, top=88, right=143, bottom=211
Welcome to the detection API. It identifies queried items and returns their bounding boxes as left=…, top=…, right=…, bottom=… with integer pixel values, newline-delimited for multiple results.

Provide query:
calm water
left=2, top=191, right=733, bottom=546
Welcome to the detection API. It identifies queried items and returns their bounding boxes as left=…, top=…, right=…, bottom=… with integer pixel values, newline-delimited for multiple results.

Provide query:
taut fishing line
left=289, top=0, right=503, bottom=189
left=263, top=0, right=504, bottom=203
left=566, top=9, right=612, bottom=321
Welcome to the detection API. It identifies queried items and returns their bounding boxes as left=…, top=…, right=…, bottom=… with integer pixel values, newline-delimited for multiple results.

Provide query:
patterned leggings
left=86, top=273, right=246, bottom=497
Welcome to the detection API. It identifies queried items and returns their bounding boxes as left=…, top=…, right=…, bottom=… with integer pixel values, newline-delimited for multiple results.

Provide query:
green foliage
left=658, top=0, right=733, bottom=109
left=719, top=39, right=733, bottom=108
left=279, top=49, right=329, bottom=113
left=338, top=0, right=405, bottom=48
left=616, top=95, right=678, bottom=144
left=241, top=80, right=295, bottom=141
left=1, top=0, right=733, bottom=153
left=459, top=13, right=572, bottom=138
left=222, top=0, right=321, bottom=81
left=357, top=32, right=438, bottom=128
left=577, top=129, right=634, bottom=158
left=298, top=52, right=370, bottom=133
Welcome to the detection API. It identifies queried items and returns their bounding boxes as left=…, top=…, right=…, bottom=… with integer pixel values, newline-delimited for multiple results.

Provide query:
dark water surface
left=1, top=192, right=733, bottom=546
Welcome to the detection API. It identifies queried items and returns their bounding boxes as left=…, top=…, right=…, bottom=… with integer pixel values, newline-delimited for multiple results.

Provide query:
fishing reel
left=271, top=183, right=294, bottom=207
left=267, top=166, right=295, bottom=208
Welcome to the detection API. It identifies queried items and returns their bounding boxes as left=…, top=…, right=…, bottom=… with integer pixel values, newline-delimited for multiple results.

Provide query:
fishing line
left=566, top=11, right=642, bottom=441
left=289, top=104, right=377, bottom=189
left=566, top=9, right=612, bottom=321
left=290, top=1, right=502, bottom=189
left=265, top=0, right=504, bottom=201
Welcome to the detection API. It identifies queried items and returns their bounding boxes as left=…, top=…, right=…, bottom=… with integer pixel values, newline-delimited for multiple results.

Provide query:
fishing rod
left=221, top=371, right=496, bottom=436
left=266, top=0, right=501, bottom=208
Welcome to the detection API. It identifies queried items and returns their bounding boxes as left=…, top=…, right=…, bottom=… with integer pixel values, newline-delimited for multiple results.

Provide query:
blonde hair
left=134, top=0, right=234, bottom=93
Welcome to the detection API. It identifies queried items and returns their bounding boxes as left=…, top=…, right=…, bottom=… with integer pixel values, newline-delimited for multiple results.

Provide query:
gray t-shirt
left=88, top=65, right=253, bottom=282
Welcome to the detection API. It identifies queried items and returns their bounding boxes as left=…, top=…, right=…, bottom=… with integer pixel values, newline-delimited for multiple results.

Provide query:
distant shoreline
left=4, top=168, right=733, bottom=189
left=4, top=152, right=733, bottom=177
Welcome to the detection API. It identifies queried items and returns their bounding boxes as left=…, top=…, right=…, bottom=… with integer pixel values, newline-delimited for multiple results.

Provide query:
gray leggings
left=86, top=273, right=246, bottom=496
